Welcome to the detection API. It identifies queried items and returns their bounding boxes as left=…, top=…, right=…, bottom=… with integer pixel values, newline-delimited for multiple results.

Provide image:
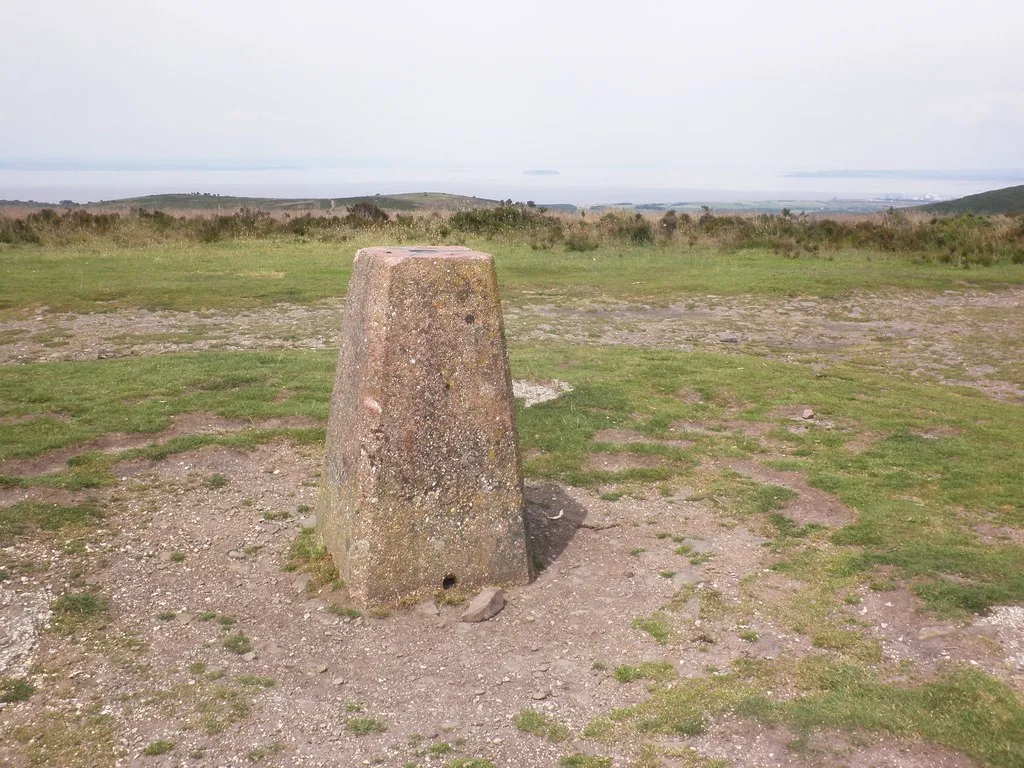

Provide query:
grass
left=8, top=706, right=119, bottom=766
left=614, top=662, right=677, bottom=684
left=560, top=755, right=613, bottom=768
left=347, top=715, right=388, bottom=735
left=594, top=657, right=1024, bottom=768
left=514, top=709, right=572, bottom=743
left=236, top=675, right=275, bottom=689
left=0, top=500, right=103, bottom=544
left=326, top=604, right=361, bottom=618
left=142, top=739, right=174, bottom=756
left=284, top=528, right=341, bottom=592
left=632, top=612, right=673, bottom=644
left=223, top=633, right=253, bottom=655
left=0, top=676, right=35, bottom=703
left=2, top=239, right=1021, bottom=317
left=2, top=233, right=1022, bottom=766
left=513, top=344, right=1024, bottom=616
left=0, top=350, right=330, bottom=462
left=51, top=590, right=109, bottom=634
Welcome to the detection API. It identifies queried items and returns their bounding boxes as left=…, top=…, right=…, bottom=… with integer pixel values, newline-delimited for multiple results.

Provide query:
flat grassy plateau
left=0, top=206, right=1022, bottom=768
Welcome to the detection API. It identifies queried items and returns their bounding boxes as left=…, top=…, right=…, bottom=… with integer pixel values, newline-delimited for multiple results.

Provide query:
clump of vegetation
left=223, top=632, right=253, bottom=655
left=0, top=677, right=35, bottom=703
left=560, top=754, right=613, bottom=768
left=236, top=675, right=275, bottom=689
left=446, top=759, right=496, bottom=768
left=632, top=612, right=672, bottom=644
left=142, top=739, right=175, bottom=756
left=326, top=604, right=361, bottom=619
left=51, top=590, right=109, bottom=634
left=513, top=709, right=571, bottom=742
left=246, top=742, right=285, bottom=763
left=614, top=662, right=677, bottom=684
left=282, top=528, right=341, bottom=592
left=203, top=473, right=229, bottom=489
left=347, top=715, right=388, bottom=735
left=598, top=211, right=655, bottom=244
left=448, top=204, right=562, bottom=239
left=0, top=500, right=103, bottom=543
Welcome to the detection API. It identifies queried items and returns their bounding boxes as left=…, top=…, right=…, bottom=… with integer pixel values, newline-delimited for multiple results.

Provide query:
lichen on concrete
left=317, top=246, right=531, bottom=605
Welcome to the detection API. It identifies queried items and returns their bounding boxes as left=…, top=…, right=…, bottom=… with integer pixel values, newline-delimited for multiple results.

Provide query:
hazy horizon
left=2, top=0, right=1022, bottom=205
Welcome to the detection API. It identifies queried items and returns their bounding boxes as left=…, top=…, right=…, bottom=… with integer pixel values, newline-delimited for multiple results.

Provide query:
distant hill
left=917, top=185, right=1024, bottom=215
left=0, top=192, right=504, bottom=213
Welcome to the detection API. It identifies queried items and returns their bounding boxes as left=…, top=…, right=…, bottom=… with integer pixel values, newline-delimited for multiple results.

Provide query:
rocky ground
left=2, top=288, right=1023, bottom=768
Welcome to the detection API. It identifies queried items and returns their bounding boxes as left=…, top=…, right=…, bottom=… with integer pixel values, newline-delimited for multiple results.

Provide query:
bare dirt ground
left=2, top=289, right=1023, bottom=767
left=4, top=439, right=1017, bottom=768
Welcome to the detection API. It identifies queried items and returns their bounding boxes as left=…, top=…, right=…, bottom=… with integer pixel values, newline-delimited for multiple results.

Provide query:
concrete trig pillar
left=316, top=246, right=532, bottom=605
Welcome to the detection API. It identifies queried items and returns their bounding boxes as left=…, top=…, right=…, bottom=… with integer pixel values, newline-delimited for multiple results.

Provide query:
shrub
left=344, top=202, right=389, bottom=226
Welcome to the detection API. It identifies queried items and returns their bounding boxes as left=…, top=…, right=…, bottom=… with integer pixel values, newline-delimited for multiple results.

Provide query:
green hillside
left=919, top=185, right=1024, bottom=215
left=103, top=191, right=503, bottom=212
left=2, top=192, right=503, bottom=212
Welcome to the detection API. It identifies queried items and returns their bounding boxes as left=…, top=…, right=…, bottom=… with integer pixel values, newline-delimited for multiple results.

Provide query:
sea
left=1, top=165, right=1022, bottom=208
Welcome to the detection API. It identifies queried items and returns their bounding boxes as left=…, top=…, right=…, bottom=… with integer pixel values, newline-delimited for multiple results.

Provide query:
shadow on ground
left=524, top=481, right=588, bottom=570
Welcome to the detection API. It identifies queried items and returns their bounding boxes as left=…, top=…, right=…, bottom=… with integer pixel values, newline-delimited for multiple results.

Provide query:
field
left=1, top=226, right=1023, bottom=768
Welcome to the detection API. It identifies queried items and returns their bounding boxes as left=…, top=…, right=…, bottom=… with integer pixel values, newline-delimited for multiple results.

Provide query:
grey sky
left=2, top=0, right=1023, bottom=172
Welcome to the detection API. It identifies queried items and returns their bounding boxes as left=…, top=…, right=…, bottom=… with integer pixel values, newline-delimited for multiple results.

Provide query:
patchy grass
left=326, top=604, right=361, bottom=619
left=560, top=755, right=613, bottom=768
left=0, top=500, right=103, bottom=544
left=601, top=657, right=1024, bottom=768
left=0, top=676, right=35, bottom=703
left=347, top=715, right=388, bottom=735
left=142, top=739, right=175, bottom=756
left=514, top=345, right=1024, bottom=616
left=0, top=350, right=330, bottom=461
left=445, top=759, right=496, bottom=768
left=3, top=239, right=1020, bottom=317
left=283, top=528, right=341, bottom=592
left=633, top=612, right=673, bottom=644
left=203, top=473, right=229, bottom=489
left=8, top=705, right=120, bottom=766
left=614, top=662, right=677, bottom=684
left=236, top=675, right=275, bottom=689
left=514, top=709, right=572, bottom=743
left=245, top=742, right=285, bottom=763
left=222, top=633, right=253, bottom=655
left=195, top=685, right=253, bottom=734
left=51, top=590, right=109, bottom=634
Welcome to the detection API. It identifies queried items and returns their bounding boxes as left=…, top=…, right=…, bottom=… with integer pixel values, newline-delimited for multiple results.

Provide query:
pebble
left=718, top=332, right=740, bottom=343
left=227, top=550, right=247, bottom=560
left=461, top=587, right=505, bottom=623
left=918, top=625, right=957, bottom=641
left=801, top=408, right=815, bottom=420
left=332, top=677, right=346, bottom=686
left=317, top=664, right=329, bottom=674
left=242, top=652, right=257, bottom=662
left=531, top=687, right=551, bottom=700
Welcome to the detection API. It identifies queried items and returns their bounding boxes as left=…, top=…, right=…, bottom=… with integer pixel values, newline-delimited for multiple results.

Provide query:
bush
left=598, top=212, right=654, bottom=244
left=565, top=227, right=599, bottom=252
left=448, top=204, right=562, bottom=238
left=344, top=202, right=389, bottom=227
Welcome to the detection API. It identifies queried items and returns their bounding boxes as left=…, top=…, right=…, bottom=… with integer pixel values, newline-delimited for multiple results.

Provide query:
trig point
left=316, top=246, right=532, bottom=605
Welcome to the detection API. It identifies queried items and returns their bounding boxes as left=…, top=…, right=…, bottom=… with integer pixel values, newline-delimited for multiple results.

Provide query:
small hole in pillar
left=464, top=314, right=475, bottom=324
left=442, top=574, right=457, bottom=590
